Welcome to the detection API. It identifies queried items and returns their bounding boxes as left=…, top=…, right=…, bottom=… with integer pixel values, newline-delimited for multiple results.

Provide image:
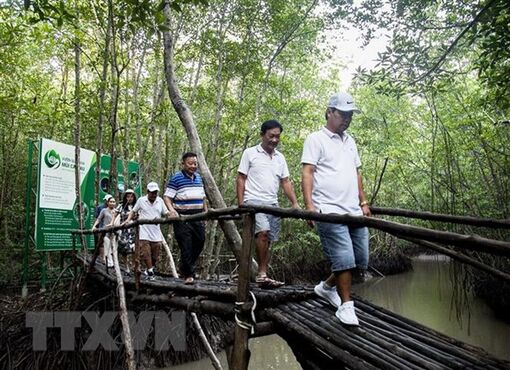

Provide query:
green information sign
left=35, top=138, right=141, bottom=251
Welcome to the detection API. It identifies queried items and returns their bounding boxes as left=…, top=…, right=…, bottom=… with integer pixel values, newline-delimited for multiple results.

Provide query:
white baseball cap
left=103, top=194, right=113, bottom=201
left=327, top=92, right=361, bottom=113
left=147, top=182, right=160, bottom=192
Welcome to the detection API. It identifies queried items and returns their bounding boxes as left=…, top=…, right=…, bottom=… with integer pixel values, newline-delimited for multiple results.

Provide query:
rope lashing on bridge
left=79, top=254, right=510, bottom=370
left=71, top=203, right=510, bottom=370
left=234, top=291, right=257, bottom=334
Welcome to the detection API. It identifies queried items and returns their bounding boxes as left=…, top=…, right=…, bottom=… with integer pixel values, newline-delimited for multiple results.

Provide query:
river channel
left=171, top=256, right=510, bottom=369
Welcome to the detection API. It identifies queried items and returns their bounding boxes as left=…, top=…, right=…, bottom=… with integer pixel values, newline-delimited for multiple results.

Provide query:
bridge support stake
left=162, top=230, right=223, bottom=369
left=110, top=236, right=136, bottom=370
left=230, top=213, right=255, bottom=370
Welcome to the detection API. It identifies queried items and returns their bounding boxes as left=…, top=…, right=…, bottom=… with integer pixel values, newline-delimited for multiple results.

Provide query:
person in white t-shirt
left=301, top=92, right=371, bottom=326
left=236, top=120, right=299, bottom=288
left=124, top=182, right=175, bottom=280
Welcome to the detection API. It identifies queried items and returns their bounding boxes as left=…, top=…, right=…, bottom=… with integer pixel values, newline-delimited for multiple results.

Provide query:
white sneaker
left=314, top=281, right=342, bottom=308
left=335, top=301, right=359, bottom=326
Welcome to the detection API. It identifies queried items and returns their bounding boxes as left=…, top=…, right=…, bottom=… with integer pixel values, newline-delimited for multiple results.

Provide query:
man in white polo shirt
left=236, top=119, right=299, bottom=288
left=124, top=182, right=175, bottom=280
left=301, top=92, right=371, bottom=325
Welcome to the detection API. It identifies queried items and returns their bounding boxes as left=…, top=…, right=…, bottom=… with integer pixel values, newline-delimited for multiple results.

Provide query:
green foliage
left=351, top=0, right=510, bottom=109
left=1, top=0, right=509, bottom=300
left=473, top=0, right=510, bottom=109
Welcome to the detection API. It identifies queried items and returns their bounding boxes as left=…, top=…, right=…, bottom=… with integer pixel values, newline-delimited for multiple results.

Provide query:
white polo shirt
left=238, top=144, right=290, bottom=204
left=132, top=195, right=168, bottom=241
left=301, top=127, right=362, bottom=215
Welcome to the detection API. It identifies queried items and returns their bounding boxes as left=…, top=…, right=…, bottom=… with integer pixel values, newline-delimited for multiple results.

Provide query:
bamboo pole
left=230, top=214, right=255, bottom=370
left=266, top=308, right=378, bottom=370
left=241, top=205, right=510, bottom=257
left=73, top=205, right=510, bottom=257
left=370, top=206, right=510, bottom=229
left=73, top=206, right=244, bottom=235
left=288, top=302, right=443, bottom=369
left=351, top=300, right=505, bottom=366
left=161, top=230, right=223, bottom=369
left=110, top=236, right=136, bottom=370
left=131, top=294, right=235, bottom=316
left=284, top=303, right=421, bottom=370
left=296, top=298, right=507, bottom=368
left=82, top=261, right=315, bottom=309
left=192, top=313, right=223, bottom=370
left=358, top=314, right=493, bottom=368
left=81, top=253, right=315, bottom=306
left=161, top=230, right=178, bottom=277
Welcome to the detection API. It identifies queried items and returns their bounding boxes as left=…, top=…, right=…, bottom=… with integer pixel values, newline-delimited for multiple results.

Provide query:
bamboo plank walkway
left=268, top=298, right=509, bottom=369
left=83, top=255, right=510, bottom=370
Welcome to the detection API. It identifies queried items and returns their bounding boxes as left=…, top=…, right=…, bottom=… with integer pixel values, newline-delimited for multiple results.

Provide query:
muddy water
left=170, top=334, right=300, bottom=369
left=169, top=256, right=510, bottom=369
left=354, top=256, right=510, bottom=361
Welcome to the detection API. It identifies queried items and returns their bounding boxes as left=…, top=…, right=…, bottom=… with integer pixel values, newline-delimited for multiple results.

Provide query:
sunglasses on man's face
left=333, top=109, right=353, bottom=119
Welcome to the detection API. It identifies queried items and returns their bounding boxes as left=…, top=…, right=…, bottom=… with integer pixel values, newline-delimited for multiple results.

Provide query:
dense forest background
left=1, top=0, right=509, bottom=309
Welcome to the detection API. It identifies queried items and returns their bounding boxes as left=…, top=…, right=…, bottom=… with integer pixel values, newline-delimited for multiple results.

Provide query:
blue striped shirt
left=164, top=171, right=206, bottom=213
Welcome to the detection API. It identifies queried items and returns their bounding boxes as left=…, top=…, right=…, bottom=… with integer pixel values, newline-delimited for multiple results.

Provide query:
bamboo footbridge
left=73, top=205, right=510, bottom=370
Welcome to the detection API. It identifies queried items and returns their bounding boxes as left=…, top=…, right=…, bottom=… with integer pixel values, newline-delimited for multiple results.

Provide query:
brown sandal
left=256, top=276, right=284, bottom=289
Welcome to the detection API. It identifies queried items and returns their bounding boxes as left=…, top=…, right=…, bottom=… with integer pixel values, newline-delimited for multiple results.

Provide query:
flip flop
left=184, top=277, right=194, bottom=285
left=256, top=276, right=284, bottom=289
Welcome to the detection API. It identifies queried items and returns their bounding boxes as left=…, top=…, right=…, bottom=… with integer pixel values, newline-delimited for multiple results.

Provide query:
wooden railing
left=72, top=205, right=510, bottom=370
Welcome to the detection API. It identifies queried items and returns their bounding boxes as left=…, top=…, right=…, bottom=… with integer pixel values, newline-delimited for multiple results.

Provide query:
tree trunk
left=200, top=220, right=218, bottom=279
left=207, top=0, right=230, bottom=173
left=162, top=1, right=244, bottom=262
left=108, top=0, right=120, bottom=199
left=73, top=13, right=86, bottom=248
left=95, top=3, right=112, bottom=204
left=134, top=40, right=148, bottom=175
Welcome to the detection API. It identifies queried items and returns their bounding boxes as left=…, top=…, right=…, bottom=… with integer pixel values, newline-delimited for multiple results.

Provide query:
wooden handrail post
left=230, top=213, right=255, bottom=370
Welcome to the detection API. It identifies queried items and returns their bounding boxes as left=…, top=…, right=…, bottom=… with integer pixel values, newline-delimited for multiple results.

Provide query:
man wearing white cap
left=124, top=182, right=175, bottom=280
left=301, top=92, right=371, bottom=326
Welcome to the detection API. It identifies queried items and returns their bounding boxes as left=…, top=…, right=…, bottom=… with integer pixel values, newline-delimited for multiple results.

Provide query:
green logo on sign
left=44, top=149, right=61, bottom=169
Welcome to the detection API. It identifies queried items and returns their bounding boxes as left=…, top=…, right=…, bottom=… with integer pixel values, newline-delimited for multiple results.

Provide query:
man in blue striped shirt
left=164, top=152, right=207, bottom=284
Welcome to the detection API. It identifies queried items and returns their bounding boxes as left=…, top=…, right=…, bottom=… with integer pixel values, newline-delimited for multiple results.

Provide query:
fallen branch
left=131, top=294, right=234, bottom=317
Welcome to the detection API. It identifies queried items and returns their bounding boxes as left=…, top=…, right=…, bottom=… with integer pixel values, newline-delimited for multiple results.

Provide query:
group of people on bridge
left=93, top=92, right=371, bottom=326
